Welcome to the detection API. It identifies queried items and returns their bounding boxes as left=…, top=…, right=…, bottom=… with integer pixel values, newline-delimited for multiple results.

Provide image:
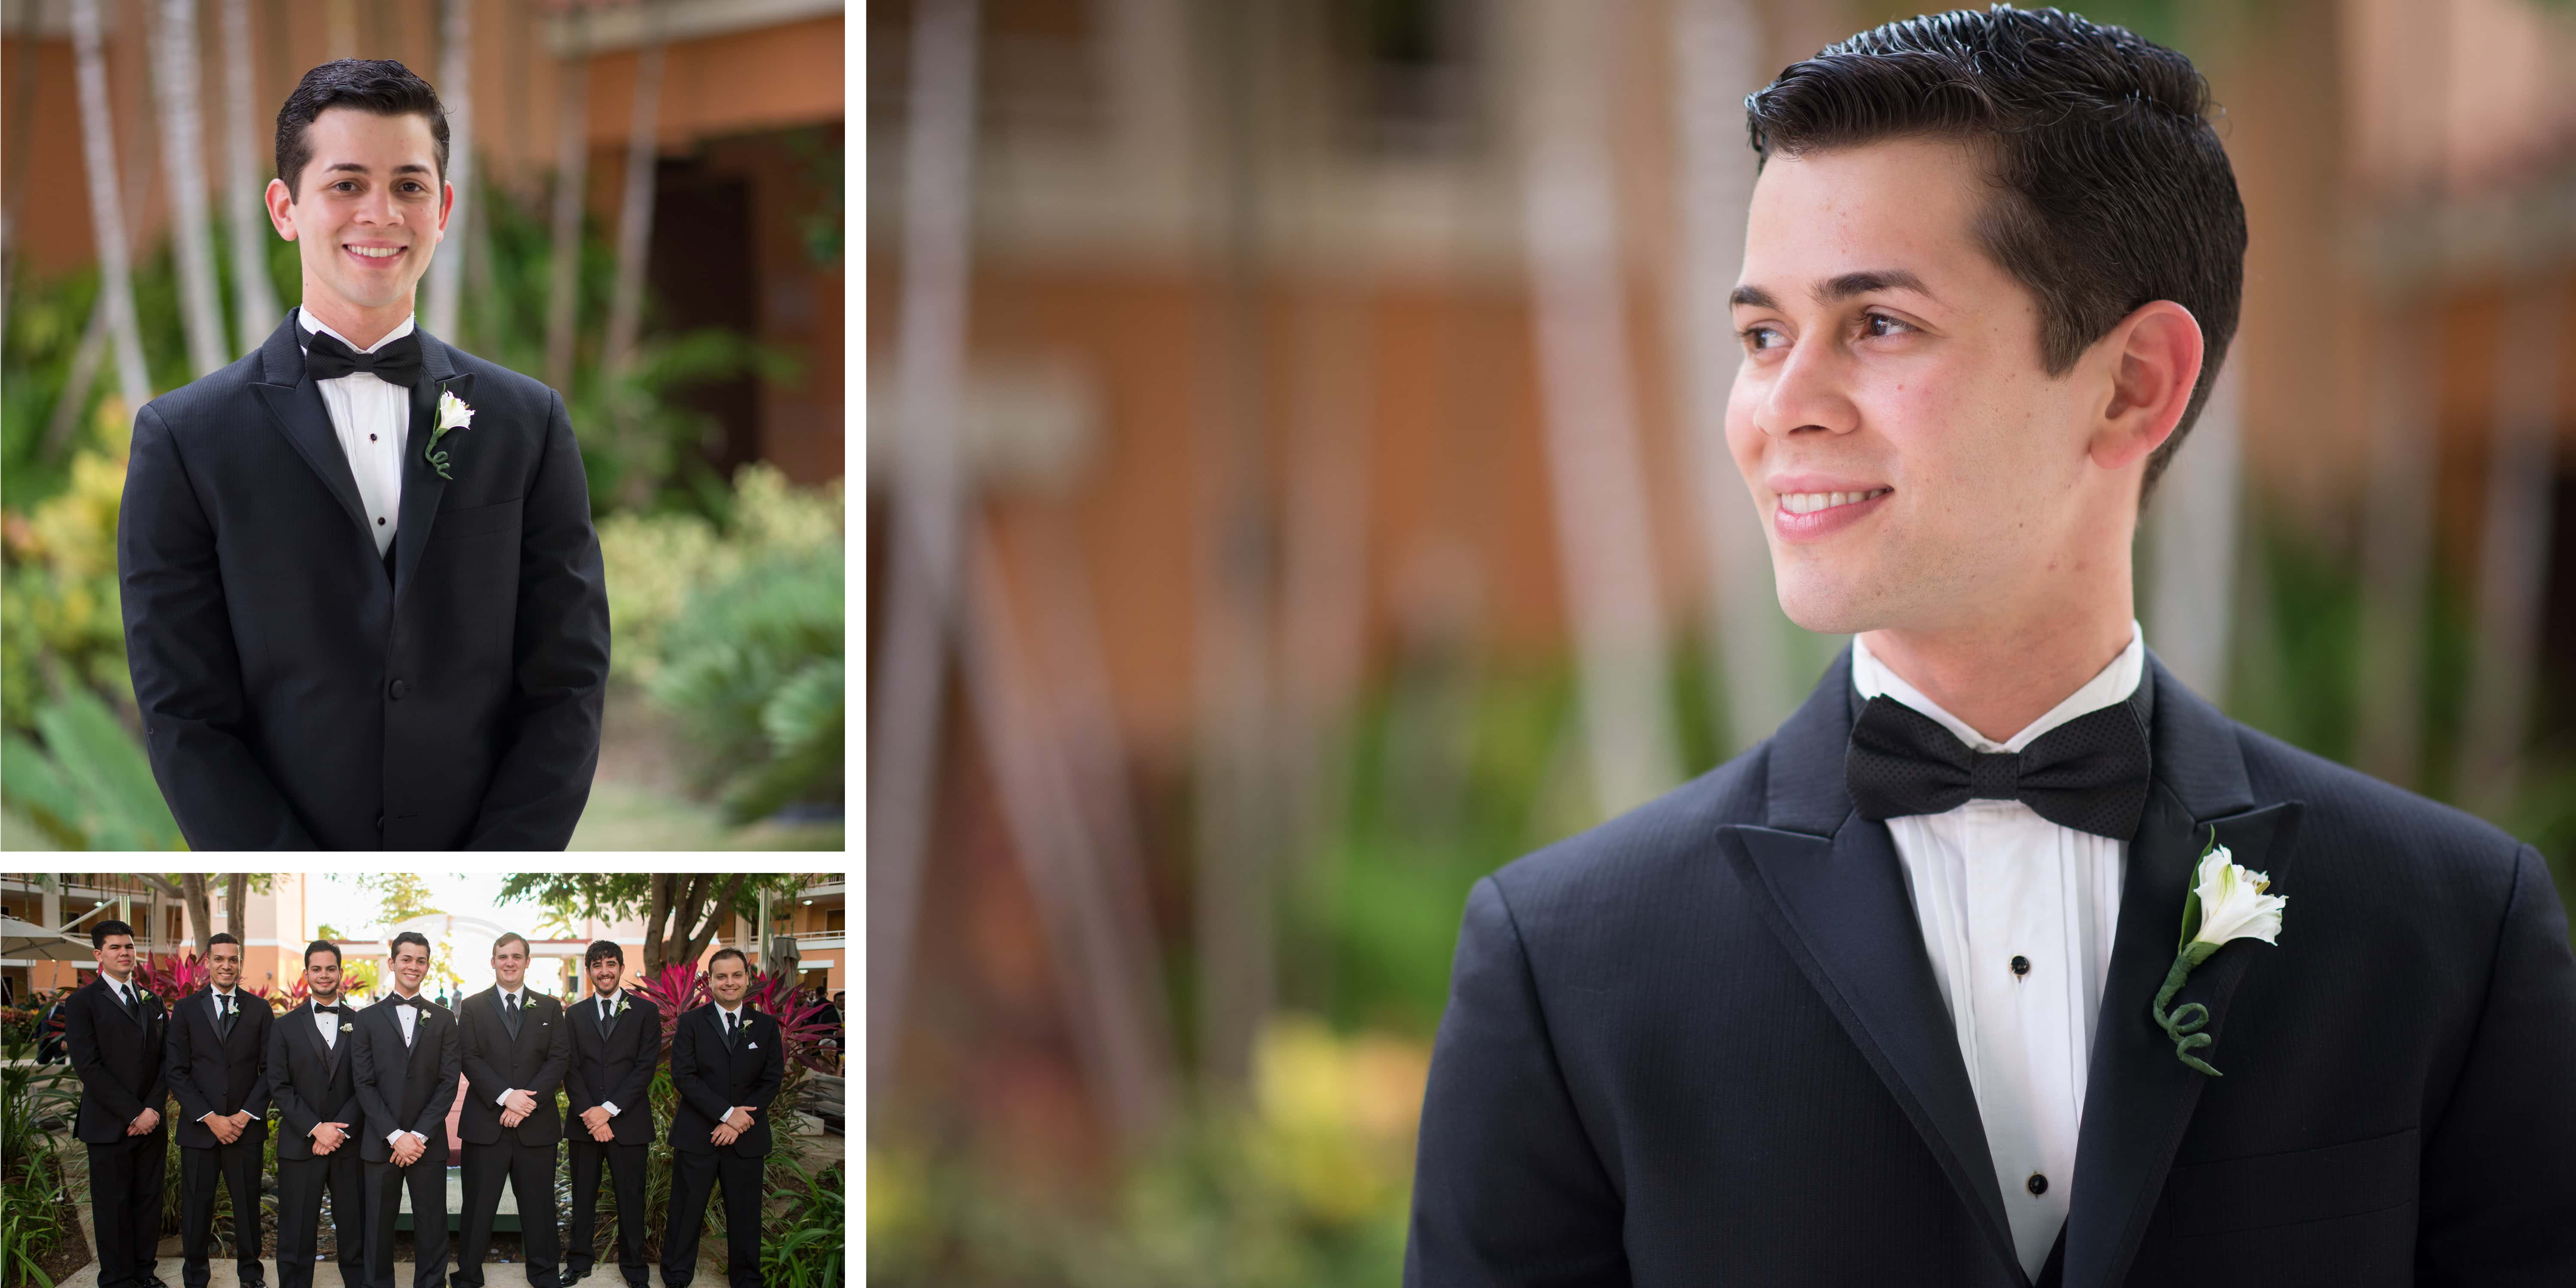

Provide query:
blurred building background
left=1, top=0, right=851, bottom=850
left=865, top=0, right=2576, bottom=1283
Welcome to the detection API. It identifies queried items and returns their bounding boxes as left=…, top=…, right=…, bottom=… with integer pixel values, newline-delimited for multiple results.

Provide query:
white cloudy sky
left=309, top=870, right=560, bottom=996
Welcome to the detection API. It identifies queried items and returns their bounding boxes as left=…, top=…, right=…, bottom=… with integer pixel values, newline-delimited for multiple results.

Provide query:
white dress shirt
left=1852, top=620, right=2145, bottom=1281
left=105, top=976, right=140, bottom=1011
left=200, top=987, right=243, bottom=1123
left=713, top=1001, right=749, bottom=1123
left=383, top=988, right=429, bottom=1148
left=311, top=999, right=341, bottom=1050
left=298, top=309, right=414, bottom=558
left=594, top=990, right=627, bottom=1117
left=493, top=986, right=529, bottom=1106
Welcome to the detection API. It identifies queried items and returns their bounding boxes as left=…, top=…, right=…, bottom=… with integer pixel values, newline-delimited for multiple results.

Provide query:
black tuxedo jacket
left=456, top=987, right=571, bottom=1146
left=60, top=977, right=169, bottom=1145
left=668, top=1004, right=783, bottom=1157
left=163, top=986, right=273, bottom=1148
left=267, top=1002, right=362, bottom=1160
left=349, top=995, right=462, bottom=1165
left=566, top=993, right=662, bottom=1145
left=1407, top=648, right=2576, bottom=1288
left=116, top=307, right=611, bottom=851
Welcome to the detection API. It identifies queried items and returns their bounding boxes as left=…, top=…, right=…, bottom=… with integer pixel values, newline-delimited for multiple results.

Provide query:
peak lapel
left=252, top=308, right=374, bottom=541
left=1720, top=647, right=2029, bottom=1285
left=393, top=337, right=466, bottom=608
left=2060, top=655, right=2305, bottom=1288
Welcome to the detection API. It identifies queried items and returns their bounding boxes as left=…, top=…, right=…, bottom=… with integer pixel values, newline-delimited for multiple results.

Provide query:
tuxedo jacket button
left=376, top=815, right=386, bottom=830
left=389, top=679, right=408, bottom=699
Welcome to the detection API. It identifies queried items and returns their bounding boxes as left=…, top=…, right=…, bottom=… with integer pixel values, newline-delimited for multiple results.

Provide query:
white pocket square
left=746, top=1041, right=758, bottom=1049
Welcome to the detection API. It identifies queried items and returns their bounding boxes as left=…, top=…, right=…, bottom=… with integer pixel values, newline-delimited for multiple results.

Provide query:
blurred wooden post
left=867, top=0, right=981, bottom=1104
left=154, top=0, right=231, bottom=374
left=220, top=0, right=282, bottom=349
left=542, top=22, right=590, bottom=393
left=1668, top=0, right=1794, bottom=758
left=422, top=0, right=474, bottom=343
left=2455, top=279, right=2564, bottom=817
left=2147, top=361, right=2245, bottom=703
left=1522, top=0, right=1681, bottom=815
left=72, top=0, right=155, bottom=412
left=602, top=16, right=663, bottom=379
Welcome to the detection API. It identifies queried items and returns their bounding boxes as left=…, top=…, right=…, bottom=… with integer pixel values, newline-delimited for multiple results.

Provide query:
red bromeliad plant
left=131, top=954, right=276, bottom=1010
left=631, top=962, right=840, bottom=1089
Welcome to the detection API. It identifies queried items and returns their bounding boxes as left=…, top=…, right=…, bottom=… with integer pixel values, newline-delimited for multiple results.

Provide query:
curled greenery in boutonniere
left=425, top=389, right=474, bottom=480
left=2151, top=827, right=2287, bottom=1076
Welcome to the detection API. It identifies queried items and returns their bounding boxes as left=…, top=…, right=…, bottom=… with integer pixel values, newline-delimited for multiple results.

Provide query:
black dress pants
left=660, top=1150, right=762, bottom=1288
left=567, top=1136, right=649, bottom=1285
left=364, top=1155, right=449, bottom=1288
left=456, top=1139, right=561, bottom=1288
left=276, top=1149, right=367, bottom=1288
left=180, top=1136, right=268, bottom=1286
left=86, top=1128, right=169, bottom=1288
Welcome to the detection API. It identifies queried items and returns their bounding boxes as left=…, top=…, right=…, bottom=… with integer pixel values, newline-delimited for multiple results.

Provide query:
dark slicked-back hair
left=1744, top=4, right=2245, bottom=501
left=92, top=919, right=134, bottom=949
left=584, top=939, right=624, bottom=968
left=708, top=948, right=749, bottom=972
left=275, top=58, right=449, bottom=199
left=207, top=933, right=241, bottom=953
left=305, top=941, right=342, bottom=968
left=390, top=930, right=432, bottom=960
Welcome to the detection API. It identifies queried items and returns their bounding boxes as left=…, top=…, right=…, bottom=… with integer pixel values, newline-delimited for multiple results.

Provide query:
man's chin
left=1772, top=567, right=1891, bottom=637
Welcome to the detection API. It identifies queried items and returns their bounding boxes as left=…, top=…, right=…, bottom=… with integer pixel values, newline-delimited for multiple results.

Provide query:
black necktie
left=216, top=994, right=233, bottom=1039
left=726, top=1012, right=740, bottom=1049
left=124, top=985, right=140, bottom=1021
left=598, top=997, right=615, bottom=1040
left=504, top=992, right=522, bottom=1040
left=1846, top=690, right=2153, bottom=841
left=304, top=328, right=424, bottom=386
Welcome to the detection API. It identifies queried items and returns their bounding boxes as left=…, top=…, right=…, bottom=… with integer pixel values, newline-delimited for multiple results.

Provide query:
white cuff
left=386, top=1129, right=406, bottom=1147
left=200, top=1112, right=219, bottom=1124
left=495, top=1088, right=513, bottom=1107
left=602, top=1101, right=620, bottom=1117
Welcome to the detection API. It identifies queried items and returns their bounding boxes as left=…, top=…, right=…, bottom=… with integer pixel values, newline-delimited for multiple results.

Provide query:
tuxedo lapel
left=252, top=309, right=374, bottom=541
left=2059, top=655, right=2304, bottom=1288
left=1719, top=647, right=2029, bottom=1286
left=392, top=337, right=465, bottom=608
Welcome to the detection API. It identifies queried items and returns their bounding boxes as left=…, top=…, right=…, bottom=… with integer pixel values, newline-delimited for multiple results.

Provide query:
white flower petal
left=2188, top=845, right=2287, bottom=948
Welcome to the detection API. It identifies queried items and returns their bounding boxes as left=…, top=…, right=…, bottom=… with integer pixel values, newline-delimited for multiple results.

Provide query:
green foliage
left=595, top=461, right=844, bottom=688
left=0, top=682, right=184, bottom=851
left=496, top=873, right=811, bottom=932
left=354, top=872, right=443, bottom=924
left=643, top=544, right=846, bottom=823
left=1, top=1067, right=81, bottom=1288
left=759, top=1157, right=846, bottom=1288
left=1, top=422, right=138, bottom=738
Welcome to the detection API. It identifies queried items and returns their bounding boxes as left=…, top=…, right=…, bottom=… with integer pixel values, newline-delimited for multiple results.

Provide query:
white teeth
left=348, top=246, right=401, bottom=258
left=1780, top=488, right=1889, bottom=515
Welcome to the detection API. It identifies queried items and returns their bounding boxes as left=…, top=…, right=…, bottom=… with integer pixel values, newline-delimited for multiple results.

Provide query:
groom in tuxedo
left=1406, top=10, right=2576, bottom=1288
left=116, top=57, right=609, bottom=850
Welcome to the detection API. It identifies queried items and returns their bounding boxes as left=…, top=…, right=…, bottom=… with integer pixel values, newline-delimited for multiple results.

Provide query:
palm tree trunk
left=180, top=873, right=211, bottom=953
left=543, top=41, right=591, bottom=393
left=2454, top=279, right=2564, bottom=817
left=220, top=0, right=280, bottom=349
left=72, top=0, right=155, bottom=412
left=154, top=0, right=232, bottom=375
left=223, top=872, right=247, bottom=943
left=1523, top=0, right=1681, bottom=816
left=1667, top=0, right=1792, bottom=758
left=422, top=0, right=474, bottom=341
left=602, top=30, right=664, bottom=379
left=867, top=0, right=981, bottom=1103
left=42, top=294, right=113, bottom=460
left=2145, top=362, right=2245, bottom=701
left=2354, top=296, right=2435, bottom=787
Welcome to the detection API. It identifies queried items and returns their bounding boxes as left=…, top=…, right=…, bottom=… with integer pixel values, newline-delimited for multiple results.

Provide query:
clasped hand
left=126, top=1107, right=161, bottom=1136
left=310, top=1121, right=350, bottom=1154
left=710, top=1107, right=756, bottom=1147
left=202, top=1109, right=252, bottom=1144
left=390, top=1133, right=426, bottom=1167
left=580, top=1105, right=614, bottom=1142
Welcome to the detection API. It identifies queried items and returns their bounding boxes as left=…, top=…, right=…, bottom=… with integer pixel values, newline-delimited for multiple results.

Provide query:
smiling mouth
left=344, top=244, right=407, bottom=261
left=1778, top=487, right=1892, bottom=514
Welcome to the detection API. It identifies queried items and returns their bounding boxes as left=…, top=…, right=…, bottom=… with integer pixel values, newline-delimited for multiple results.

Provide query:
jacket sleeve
left=669, top=1017, right=732, bottom=1127
left=462, top=389, right=609, bottom=850
left=267, top=1018, right=315, bottom=1138
left=745, top=1018, right=783, bottom=1114
left=414, top=1016, right=463, bottom=1142
left=562, top=1013, right=597, bottom=1112
left=459, top=1005, right=507, bottom=1107
left=117, top=400, right=320, bottom=849
left=65, top=993, right=145, bottom=1124
left=350, top=1018, right=395, bottom=1142
left=530, top=1002, right=571, bottom=1099
left=2415, top=844, right=2576, bottom=1284
left=164, top=1005, right=211, bottom=1126
left=610, top=1021, right=660, bottom=1116
left=1404, top=876, right=1629, bottom=1288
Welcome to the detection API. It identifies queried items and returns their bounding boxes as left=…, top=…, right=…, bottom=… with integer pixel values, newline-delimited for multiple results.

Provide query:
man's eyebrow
left=1730, top=270, right=1939, bottom=310
left=322, top=162, right=434, bottom=175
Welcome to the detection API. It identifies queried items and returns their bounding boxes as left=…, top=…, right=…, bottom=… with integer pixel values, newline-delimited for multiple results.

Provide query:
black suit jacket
left=565, top=993, right=662, bottom=1145
left=116, top=307, right=611, bottom=851
left=61, top=977, right=169, bottom=1145
left=1407, top=648, right=2576, bottom=1288
left=163, top=987, right=273, bottom=1149
left=457, top=987, right=571, bottom=1146
left=267, top=1002, right=362, bottom=1161
left=668, top=1004, right=782, bottom=1157
left=349, top=995, right=462, bottom=1165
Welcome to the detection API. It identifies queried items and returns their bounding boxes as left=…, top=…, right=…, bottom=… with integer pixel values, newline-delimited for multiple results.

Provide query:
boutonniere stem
left=2151, top=827, right=2287, bottom=1077
left=426, top=388, right=475, bottom=480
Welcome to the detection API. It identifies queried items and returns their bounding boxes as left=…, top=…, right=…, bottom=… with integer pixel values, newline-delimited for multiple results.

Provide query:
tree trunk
left=43, top=294, right=114, bottom=461
left=602, top=28, right=663, bottom=380
left=181, top=873, right=212, bottom=954
left=641, top=872, right=671, bottom=970
left=2145, top=361, right=2245, bottom=701
left=72, top=0, right=155, bottom=412
left=543, top=41, right=592, bottom=393
left=422, top=0, right=474, bottom=341
left=224, top=872, right=247, bottom=943
left=1668, top=0, right=1793, bottom=758
left=220, top=0, right=280, bottom=350
left=2454, top=279, right=2564, bottom=817
left=868, top=0, right=981, bottom=1103
left=670, top=872, right=744, bottom=967
left=155, top=0, right=232, bottom=374
left=1522, top=0, right=1681, bottom=815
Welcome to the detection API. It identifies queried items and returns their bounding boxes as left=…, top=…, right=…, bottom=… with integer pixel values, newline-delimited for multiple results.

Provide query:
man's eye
left=1738, top=324, right=1784, bottom=351
left=1862, top=312, right=1916, bottom=338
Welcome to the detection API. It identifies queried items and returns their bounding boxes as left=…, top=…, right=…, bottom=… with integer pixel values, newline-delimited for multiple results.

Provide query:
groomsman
left=565, top=940, right=659, bottom=1286
left=455, top=933, right=571, bottom=1288
left=61, top=920, right=171, bottom=1288
left=268, top=941, right=368, bottom=1288
left=351, top=932, right=461, bottom=1288
left=662, top=949, right=781, bottom=1288
left=165, top=933, right=275, bottom=1288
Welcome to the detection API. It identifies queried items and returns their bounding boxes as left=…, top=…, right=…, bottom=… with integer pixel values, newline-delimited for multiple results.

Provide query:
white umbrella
left=0, top=915, right=97, bottom=962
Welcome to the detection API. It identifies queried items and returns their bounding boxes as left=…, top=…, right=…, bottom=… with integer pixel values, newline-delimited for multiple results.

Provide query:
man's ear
left=2086, top=300, right=2203, bottom=474
left=265, top=178, right=298, bottom=240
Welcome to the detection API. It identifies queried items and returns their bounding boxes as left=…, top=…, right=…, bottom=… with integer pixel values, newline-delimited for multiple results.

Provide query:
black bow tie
left=314, top=1003, right=343, bottom=1015
left=1846, top=688, right=2153, bottom=840
left=304, top=328, right=424, bottom=386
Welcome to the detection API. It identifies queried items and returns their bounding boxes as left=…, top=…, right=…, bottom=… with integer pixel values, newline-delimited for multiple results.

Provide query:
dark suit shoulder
left=2233, top=719, right=2524, bottom=868
left=434, top=339, right=559, bottom=411
left=137, top=350, right=267, bottom=428
left=1486, top=741, right=1772, bottom=935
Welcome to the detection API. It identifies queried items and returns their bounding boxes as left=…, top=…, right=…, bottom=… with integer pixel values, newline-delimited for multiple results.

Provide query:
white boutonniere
left=426, top=389, right=474, bottom=480
left=2151, top=828, right=2287, bottom=1076
left=341, top=1022, right=354, bottom=1032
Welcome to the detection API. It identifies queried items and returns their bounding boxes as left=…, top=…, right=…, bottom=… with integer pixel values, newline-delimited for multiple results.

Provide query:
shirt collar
left=499, top=986, right=523, bottom=1003
left=1851, top=619, right=2145, bottom=755
left=211, top=986, right=236, bottom=1000
left=297, top=307, right=417, bottom=357
left=597, top=990, right=623, bottom=1007
left=715, top=1000, right=744, bottom=1020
